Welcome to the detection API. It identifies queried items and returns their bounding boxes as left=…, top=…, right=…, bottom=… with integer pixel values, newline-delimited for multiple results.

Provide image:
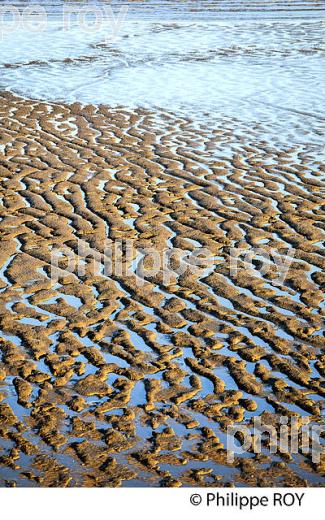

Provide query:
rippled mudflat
left=0, top=1, right=324, bottom=487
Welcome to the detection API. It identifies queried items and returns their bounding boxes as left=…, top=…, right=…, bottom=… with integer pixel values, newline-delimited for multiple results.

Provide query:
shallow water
left=0, top=1, right=324, bottom=146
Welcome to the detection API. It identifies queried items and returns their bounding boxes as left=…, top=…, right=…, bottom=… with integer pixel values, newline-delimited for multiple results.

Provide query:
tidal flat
left=0, top=1, right=324, bottom=487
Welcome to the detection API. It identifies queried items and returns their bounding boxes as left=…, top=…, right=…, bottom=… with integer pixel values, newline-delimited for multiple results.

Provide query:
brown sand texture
left=0, top=91, right=324, bottom=487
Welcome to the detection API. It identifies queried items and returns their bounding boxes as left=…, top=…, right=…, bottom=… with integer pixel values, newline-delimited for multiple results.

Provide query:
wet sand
left=0, top=91, right=324, bottom=487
